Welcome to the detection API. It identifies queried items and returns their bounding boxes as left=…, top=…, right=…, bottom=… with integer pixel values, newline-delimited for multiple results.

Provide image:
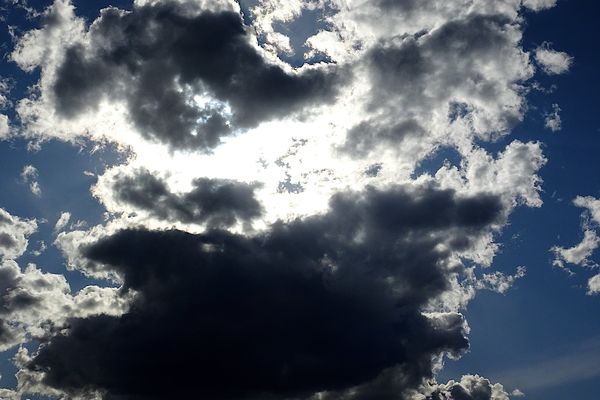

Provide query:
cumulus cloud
left=535, top=43, right=573, bottom=75
left=20, top=165, right=41, bottom=196
left=0, top=260, right=130, bottom=352
left=0, top=208, right=37, bottom=261
left=14, top=1, right=341, bottom=150
left=24, top=184, right=507, bottom=399
left=4, top=0, right=563, bottom=398
left=426, top=374, right=511, bottom=400
left=340, top=13, right=533, bottom=159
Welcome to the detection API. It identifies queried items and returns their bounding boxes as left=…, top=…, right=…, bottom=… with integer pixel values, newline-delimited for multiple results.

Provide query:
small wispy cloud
left=20, top=164, right=41, bottom=196
left=544, top=103, right=562, bottom=132
left=535, top=43, right=574, bottom=75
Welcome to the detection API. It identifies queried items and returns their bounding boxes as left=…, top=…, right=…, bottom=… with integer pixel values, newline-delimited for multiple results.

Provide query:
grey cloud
left=342, top=119, right=425, bottom=157
left=52, top=4, right=341, bottom=150
left=0, top=208, right=37, bottom=261
left=27, top=184, right=504, bottom=400
left=427, top=375, right=511, bottom=400
left=343, top=14, right=528, bottom=156
left=108, top=168, right=263, bottom=227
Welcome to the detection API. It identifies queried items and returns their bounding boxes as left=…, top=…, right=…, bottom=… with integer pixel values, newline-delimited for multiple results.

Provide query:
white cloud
left=477, top=266, right=527, bottom=294
left=552, top=229, right=599, bottom=269
left=522, top=0, right=557, bottom=12
left=573, top=196, right=600, bottom=224
left=588, top=274, right=600, bottom=295
left=544, top=103, right=562, bottom=132
left=0, top=260, right=131, bottom=352
left=53, top=211, right=71, bottom=233
left=535, top=44, right=573, bottom=75
left=551, top=196, right=600, bottom=293
left=0, top=208, right=37, bottom=261
left=0, top=114, right=10, bottom=140
left=20, top=165, right=41, bottom=196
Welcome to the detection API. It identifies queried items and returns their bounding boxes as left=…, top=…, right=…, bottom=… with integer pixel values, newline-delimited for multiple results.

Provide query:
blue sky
left=0, top=1, right=598, bottom=400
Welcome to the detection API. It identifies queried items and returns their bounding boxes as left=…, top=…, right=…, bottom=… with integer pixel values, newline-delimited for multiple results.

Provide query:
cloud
left=0, top=114, right=10, bottom=140
left=0, top=208, right=37, bottom=261
left=588, top=274, right=600, bottom=295
left=522, top=0, right=557, bottom=12
left=53, top=211, right=71, bottom=233
left=0, top=260, right=129, bottom=353
left=341, top=14, right=533, bottom=158
left=476, top=266, right=527, bottom=294
left=544, top=103, right=562, bottom=132
left=4, top=1, right=563, bottom=398
left=14, top=1, right=341, bottom=151
left=96, top=168, right=263, bottom=229
left=20, top=165, right=41, bottom=196
left=551, top=196, right=600, bottom=293
left=573, top=196, right=600, bottom=224
left=25, top=184, right=506, bottom=400
left=426, top=374, right=511, bottom=400
left=551, top=229, right=599, bottom=269
left=535, top=43, right=573, bottom=75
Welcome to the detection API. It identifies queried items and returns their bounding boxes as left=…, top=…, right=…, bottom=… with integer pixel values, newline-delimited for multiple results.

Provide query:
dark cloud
left=28, top=185, right=503, bottom=400
left=0, top=232, right=18, bottom=249
left=52, top=4, right=341, bottom=150
left=109, top=168, right=262, bottom=228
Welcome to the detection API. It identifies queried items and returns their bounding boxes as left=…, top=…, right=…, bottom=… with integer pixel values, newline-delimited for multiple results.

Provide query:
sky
left=0, top=0, right=598, bottom=399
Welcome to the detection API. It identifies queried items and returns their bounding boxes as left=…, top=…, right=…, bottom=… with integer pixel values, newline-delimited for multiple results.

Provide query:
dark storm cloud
left=52, top=3, right=341, bottom=150
left=109, top=169, right=262, bottom=227
left=28, top=185, right=503, bottom=400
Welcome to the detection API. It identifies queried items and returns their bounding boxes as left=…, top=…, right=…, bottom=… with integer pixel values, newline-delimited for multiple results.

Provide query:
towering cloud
left=26, top=185, right=505, bottom=399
